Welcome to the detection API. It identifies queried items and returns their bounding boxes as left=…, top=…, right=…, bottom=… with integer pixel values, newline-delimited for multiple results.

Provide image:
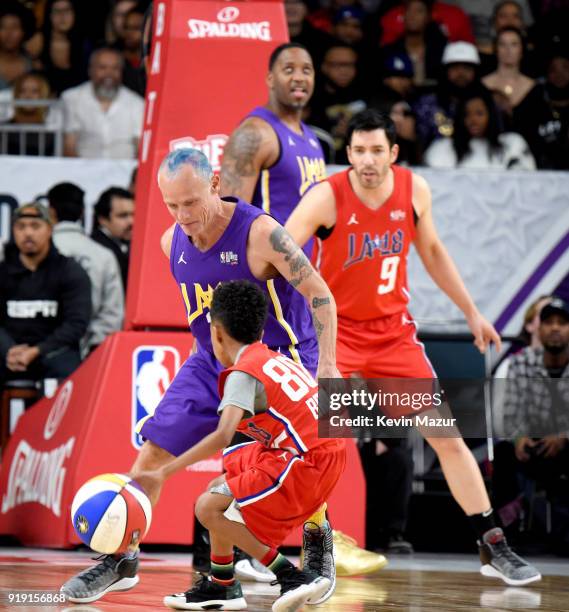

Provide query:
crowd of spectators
left=0, top=181, right=133, bottom=391
left=0, top=0, right=568, bottom=167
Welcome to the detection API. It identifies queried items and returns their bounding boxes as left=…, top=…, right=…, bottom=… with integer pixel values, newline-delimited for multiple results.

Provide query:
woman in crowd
left=0, top=2, right=35, bottom=91
left=2, top=71, right=56, bottom=155
left=482, top=27, right=538, bottom=123
left=424, top=88, right=536, bottom=169
left=37, top=0, right=87, bottom=95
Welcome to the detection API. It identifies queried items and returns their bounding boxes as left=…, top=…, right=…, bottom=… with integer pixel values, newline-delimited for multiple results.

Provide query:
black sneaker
left=272, top=567, right=331, bottom=612
left=163, top=575, right=247, bottom=610
left=60, top=554, right=139, bottom=603
left=387, top=533, right=414, bottom=555
left=234, top=547, right=275, bottom=583
left=479, top=527, right=541, bottom=586
left=300, top=522, right=335, bottom=604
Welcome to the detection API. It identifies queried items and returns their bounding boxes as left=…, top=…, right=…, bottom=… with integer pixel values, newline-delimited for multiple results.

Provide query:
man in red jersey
left=138, top=280, right=345, bottom=612
left=285, top=109, right=541, bottom=585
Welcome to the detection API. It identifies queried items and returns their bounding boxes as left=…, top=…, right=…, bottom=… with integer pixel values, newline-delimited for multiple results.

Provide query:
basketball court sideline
left=0, top=549, right=567, bottom=611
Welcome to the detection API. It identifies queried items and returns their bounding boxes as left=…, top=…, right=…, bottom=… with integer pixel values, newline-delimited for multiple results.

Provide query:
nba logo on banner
left=131, top=346, right=180, bottom=450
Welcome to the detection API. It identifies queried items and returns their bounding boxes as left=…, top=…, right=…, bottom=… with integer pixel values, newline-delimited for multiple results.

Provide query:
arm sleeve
left=218, top=371, right=259, bottom=416
left=37, top=260, right=92, bottom=357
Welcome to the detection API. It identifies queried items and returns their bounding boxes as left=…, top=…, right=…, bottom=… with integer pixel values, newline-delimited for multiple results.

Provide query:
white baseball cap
left=442, top=42, right=480, bottom=65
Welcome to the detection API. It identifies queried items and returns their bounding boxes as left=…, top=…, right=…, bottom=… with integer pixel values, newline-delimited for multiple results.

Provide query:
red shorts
left=337, top=312, right=436, bottom=378
left=223, top=440, right=346, bottom=548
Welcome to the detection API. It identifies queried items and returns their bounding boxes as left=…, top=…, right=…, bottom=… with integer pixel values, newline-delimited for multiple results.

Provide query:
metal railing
left=0, top=99, right=64, bottom=157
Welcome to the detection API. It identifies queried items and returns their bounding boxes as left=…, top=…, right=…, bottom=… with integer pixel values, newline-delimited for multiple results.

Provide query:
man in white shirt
left=62, top=47, right=144, bottom=159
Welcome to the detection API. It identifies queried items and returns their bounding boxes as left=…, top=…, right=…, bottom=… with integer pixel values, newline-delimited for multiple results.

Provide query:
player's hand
left=317, top=363, right=342, bottom=381
left=536, top=435, right=567, bottom=459
left=132, top=469, right=166, bottom=507
left=466, top=311, right=502, bottom=354
left=515, top=436, right=536, bottom=462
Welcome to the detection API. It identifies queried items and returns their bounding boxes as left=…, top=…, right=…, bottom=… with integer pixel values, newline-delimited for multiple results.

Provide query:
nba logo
left=132, top=346, right=180, bottom=450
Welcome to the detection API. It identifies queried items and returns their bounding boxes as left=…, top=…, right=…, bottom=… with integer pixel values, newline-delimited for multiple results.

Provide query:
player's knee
left=195, top=492, right=216, bottom=527
left=207, top=475, right=227, bottom=490
left=131, top=441, right=175, bottom=473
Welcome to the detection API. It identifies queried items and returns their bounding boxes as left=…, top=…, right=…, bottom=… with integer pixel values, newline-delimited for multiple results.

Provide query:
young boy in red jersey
left=138, top=280, right=346, bottom=612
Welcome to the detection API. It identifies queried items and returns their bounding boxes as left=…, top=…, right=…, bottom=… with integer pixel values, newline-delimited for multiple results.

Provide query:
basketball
left=71, top=473, right=152, bottom=555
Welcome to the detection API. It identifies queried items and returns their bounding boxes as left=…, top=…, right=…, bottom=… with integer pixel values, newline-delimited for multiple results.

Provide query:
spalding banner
left=0, top=333, right=365, bottom=547
left=125, top=0, right=289, bottom=329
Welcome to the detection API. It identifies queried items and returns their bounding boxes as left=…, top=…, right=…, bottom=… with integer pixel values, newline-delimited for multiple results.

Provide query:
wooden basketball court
left=0, top=549, right=567, bottom=611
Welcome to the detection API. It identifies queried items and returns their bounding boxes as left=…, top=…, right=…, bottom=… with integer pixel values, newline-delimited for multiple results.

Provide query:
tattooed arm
left=220, top=117, right=279, bottom=202
left=248, top=216, right=340, bottom=378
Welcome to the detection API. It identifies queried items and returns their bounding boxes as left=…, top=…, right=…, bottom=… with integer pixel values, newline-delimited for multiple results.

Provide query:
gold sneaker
left=333, top=531, right=388, bottom=576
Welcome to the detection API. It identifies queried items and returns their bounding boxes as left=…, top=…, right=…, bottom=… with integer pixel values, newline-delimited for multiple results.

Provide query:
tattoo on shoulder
left=269, top=226, right=313, bottom=288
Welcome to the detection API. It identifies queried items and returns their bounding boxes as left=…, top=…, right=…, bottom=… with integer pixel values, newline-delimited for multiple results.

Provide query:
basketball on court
left=71, top=473, right=152, bottom=555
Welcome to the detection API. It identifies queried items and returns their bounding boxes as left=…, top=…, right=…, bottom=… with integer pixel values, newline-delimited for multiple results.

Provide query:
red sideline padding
left=0, top=333, right=365, bottom=548
left=125, top=0, right=289, bottom=330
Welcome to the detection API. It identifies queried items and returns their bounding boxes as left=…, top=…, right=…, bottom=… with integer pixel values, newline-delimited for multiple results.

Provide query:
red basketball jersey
left=218, top=342, right=328, bottom=453
left=313, top=165, right=416, bottom=321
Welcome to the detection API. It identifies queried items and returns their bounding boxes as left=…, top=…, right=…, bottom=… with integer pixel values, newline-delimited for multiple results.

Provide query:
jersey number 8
left=262, top=356, right=317, bottom=401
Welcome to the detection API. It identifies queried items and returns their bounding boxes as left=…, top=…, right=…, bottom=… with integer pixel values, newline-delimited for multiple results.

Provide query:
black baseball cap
left=12, top=202, right=52, bottom=225
left=540, top=297, right=569, bottom=322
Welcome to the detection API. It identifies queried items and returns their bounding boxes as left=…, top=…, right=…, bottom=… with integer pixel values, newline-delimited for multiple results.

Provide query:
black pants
left=359, top=439, right=414, bottom=548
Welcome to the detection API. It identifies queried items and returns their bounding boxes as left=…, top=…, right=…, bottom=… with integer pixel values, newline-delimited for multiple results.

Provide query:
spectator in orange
left=380, top=0, right=448, bottom=88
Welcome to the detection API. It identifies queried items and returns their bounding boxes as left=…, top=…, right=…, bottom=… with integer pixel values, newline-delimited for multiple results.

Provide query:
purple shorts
left=139, top=338, right=318, bottom=457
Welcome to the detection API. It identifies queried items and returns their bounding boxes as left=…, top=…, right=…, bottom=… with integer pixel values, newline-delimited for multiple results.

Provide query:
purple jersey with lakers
left=139, top=198, right=318, bottom=457
left=247, top=107, right=326, bottom=254
left=170, top=198, right=315, bottom=355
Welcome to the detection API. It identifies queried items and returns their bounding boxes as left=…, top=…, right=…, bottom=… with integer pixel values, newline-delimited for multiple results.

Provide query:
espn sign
left=188, top=7, right=271, bottom=41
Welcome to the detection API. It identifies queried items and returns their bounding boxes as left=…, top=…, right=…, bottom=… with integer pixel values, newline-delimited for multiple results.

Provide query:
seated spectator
left=446, top=0, right=533, bottom=51
left=121, top=4, right=146, bottom=96
left=495, top=295, right=553, bottom=380
left=413, top=41, right=482, bottom=147
left=309, top=44, right=367, bottom=163
left=0, top=2, right=35, bottom=91
left=493, top=298, right=569, bottom=551
left=284, top=0, right=335, bottom=68
left=389, top=100, right=423, bottom=165
left=62, top=46, right=144, bottom=158
left=381, top=0, right=448, bottom=88
left=515, top=51, right=569, bottom=169
left=380, top=1, right=474, bottom=47
left=332, top=6, right=366, bottom=47
left=307, top=0, right=365, bottom=35
left=37, top=0, right=88, bottom=95
left=91, top=187, right=134, bottom=291
left=105, top=0, right=138, bottom=47
left=367, top=53, right=416, bottom=112
left=0, top=203, right=91, bottom=386
left=1, top=71, right=57, bottom=156
left=48, top=182, right=124, bottom=354
left=424, top=88, right=536, bottom=168
left=482, top=27, right=536, bottom=116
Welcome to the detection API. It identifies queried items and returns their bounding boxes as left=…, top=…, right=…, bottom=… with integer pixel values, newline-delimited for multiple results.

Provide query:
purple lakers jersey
left=247, top=107, right=326, bottom=253
left=170, top=198, right=315, bottom=355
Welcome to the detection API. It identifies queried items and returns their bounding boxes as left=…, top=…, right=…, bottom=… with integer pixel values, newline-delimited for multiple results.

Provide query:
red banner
left=0, top=333, right=365, bottom=547
left=125, top=0, right=289, bottom=330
